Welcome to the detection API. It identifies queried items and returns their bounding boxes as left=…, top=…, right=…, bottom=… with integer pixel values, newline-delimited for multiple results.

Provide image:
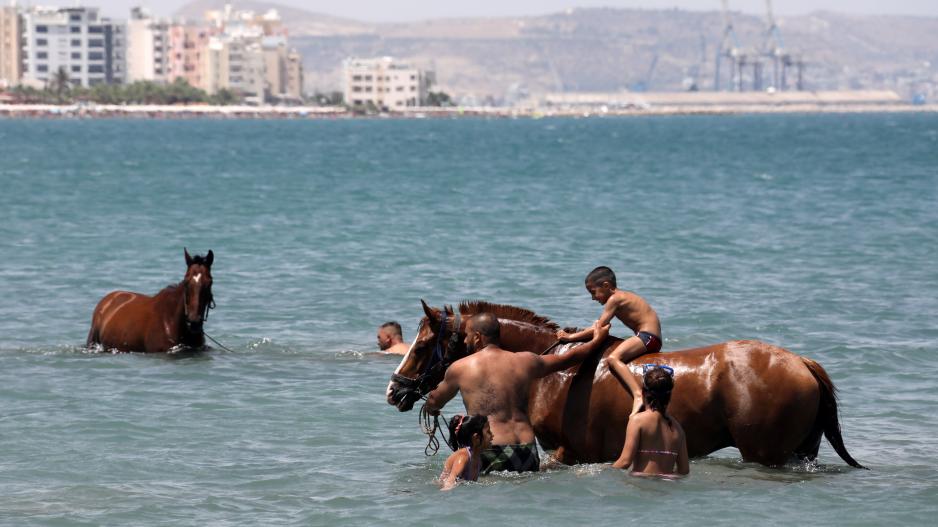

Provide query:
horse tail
left=801, top=357, right=867, bottom=469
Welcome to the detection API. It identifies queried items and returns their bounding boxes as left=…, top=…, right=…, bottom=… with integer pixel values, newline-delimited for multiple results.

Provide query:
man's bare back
left=444, top=346, right=541, bottom=444
left=426, top=314, right=610, bottom=446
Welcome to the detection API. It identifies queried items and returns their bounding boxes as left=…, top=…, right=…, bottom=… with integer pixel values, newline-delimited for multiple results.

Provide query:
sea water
left=1, top=115, right=936, bottom=525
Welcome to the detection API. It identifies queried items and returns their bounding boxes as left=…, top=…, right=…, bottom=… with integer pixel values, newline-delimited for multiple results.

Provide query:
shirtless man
left=377, top=321, right=409, bottom=355
left=426, top=312, right=610, bottom=474
left=557, top=266, right=662, bottom=417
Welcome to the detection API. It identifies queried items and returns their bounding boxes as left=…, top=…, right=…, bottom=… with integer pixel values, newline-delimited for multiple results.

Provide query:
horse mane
left=456, top=301, right=559, bottom=331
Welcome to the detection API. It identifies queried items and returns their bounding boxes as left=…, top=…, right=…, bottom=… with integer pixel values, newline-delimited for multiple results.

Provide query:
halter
left=183, top=278, right=215, bottom=327
left=390, top=310, right=462, bottom=398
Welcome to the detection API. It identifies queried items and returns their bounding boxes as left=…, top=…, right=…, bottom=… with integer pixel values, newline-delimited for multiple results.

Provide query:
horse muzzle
left=386, top=380, right=421, bottom=412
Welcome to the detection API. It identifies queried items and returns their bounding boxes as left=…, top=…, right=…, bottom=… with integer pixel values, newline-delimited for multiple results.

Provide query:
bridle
left=183, top=277, right=215, bottom=329
left=390, top=310, right=462, bottom=402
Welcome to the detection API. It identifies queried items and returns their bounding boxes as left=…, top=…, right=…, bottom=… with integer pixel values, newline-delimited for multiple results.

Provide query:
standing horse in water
left=387, top=301, right=864, bottom=468
left=87, top=249, right=215, bottom=353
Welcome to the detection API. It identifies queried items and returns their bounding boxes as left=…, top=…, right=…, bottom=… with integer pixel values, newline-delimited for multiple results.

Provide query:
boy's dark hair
left=380, top=321, right=402, bottom=337
left=585, top=266, right=617, bottom=288
left=446, top=414, right=488, bottom=451
left=642, top=367, right=674, bottom=422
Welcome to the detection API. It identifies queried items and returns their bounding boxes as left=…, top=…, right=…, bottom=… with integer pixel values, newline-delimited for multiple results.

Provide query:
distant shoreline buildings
left=0, top=2, right=305, bottom=104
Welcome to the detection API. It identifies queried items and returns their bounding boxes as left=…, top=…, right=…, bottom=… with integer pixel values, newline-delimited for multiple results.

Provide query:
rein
left=390, top=309, right=462, bottom=456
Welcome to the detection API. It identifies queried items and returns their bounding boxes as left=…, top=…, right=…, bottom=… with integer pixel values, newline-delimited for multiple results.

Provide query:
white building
left=343, top=57, right=434, bottom=109
left=126, top=6, right=168, bottom=83
left=21, top=6, right=125, bottom=87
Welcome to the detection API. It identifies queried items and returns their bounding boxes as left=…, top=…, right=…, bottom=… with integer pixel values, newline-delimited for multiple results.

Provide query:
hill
left=175, top=1, right=938, bottom=100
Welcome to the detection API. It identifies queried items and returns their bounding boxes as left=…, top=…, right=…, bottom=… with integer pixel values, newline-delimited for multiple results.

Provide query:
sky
left=15, top=0, right=938, bottom=21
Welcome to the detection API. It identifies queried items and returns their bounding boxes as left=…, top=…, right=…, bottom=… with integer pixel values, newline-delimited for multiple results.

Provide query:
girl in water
left=439, top=414, right=492, bottom=490
left=613, top=365, right=690, bottom=477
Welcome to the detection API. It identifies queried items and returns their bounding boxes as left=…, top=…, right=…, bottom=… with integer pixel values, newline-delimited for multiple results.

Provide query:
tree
left=425, top=91, right=453, bottom=107
left=50, top=67, right=71, bottom=103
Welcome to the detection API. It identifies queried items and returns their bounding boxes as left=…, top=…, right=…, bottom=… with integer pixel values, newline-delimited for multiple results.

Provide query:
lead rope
left=419, top=402, right=450, bottom=456
left=204, top=332, right=236, bottom=353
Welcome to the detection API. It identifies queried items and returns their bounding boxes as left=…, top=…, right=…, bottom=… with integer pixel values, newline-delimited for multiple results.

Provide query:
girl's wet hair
left=446, top=414, right=488, bottom=451
left=642, top=367, right=674, bottom=415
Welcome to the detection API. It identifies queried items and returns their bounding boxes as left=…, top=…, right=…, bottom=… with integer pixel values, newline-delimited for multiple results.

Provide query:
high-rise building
left=0, top=4, right=24, bottom=87
left=343, top=57, right=434, bottom=109
left=126, top=7, right=169, bottom=83
left=21, top=6, right=125, bottom=87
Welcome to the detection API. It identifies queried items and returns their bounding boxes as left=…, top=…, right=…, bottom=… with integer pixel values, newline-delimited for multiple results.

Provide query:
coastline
left=1, top=102, right=936, bottom=119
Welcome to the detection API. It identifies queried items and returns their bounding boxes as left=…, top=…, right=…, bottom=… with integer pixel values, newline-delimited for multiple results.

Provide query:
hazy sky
left=17, top=1, right=938, bottom=21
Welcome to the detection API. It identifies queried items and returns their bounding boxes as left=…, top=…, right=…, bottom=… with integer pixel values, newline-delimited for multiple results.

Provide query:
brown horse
left=386, top=300, right=864, bottom=468
left=87, top=249, right=215, bottom=353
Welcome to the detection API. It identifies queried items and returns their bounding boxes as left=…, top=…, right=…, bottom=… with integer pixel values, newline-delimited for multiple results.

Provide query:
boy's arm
left=539, top=323, right=610, bottom=375
left=560, top=295, right=622, bottom=342
left=612, top=417, right=641, bottom=469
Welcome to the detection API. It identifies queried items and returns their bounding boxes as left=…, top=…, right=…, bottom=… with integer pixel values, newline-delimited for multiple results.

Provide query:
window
left=70, top=26, right=81, bottom=33
left=71, top=52, right=81, bottom=59
left=37, top=38, right=48, bottom=46
left=36, top=51, right=47, bottom=59
left=88, top=26, right=103, bottom=34
left=71, top=65, right=81, bottom=73
left=36, top=25, right=48, bottom=33
left=88, top=39, right=104, bottom=48
left=71, top=39, right=82, bottom=47
left=88, top=51, right=103, bottom=60
left=352, top=86, right=362, bottom=93
left=37, top=64, right=48, bottom=72
left=70, top=13, right=82, bottom=22
left=352, top=75, right=361, bottom=81
left=88, top=64, right=103, bottom=73
left=365, top=87, right=372, bottom=92
left=364, top=75, right=372, bottom=81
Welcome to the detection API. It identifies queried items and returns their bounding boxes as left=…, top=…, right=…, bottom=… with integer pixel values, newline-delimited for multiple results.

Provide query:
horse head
left=386, top=300, right=468, bottom=412
left=182, top=248, right=215, bottom=332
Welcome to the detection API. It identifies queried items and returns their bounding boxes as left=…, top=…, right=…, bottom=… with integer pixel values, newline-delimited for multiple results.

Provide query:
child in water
left=558, top=266, right=662, bottom=416
left=613, top=365, right=689, bottom=477
left=439, top=414, right=492, bottom=490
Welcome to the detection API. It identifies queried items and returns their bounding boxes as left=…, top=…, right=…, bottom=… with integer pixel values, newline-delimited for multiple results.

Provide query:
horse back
left=533, top=339, right=820, bottom=463
left=88, top=290, right=159, bottom=350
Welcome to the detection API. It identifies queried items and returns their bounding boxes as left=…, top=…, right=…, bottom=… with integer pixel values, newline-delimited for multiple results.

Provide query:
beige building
left=203, top=34, right=265, bottom=104
left=262, top=36, right=302, bottom=102
left=0, top=5, right=23, bottom=87
left=343, top=57, right=433, bottom=109
left=126, top=7, right=169, bottom=83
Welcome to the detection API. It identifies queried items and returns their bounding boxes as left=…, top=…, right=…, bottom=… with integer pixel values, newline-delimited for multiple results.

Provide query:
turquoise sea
left=1, top=115, right=936, bottom=525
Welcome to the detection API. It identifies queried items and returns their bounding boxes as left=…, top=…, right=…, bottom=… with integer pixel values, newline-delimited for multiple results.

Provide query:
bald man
left=377, top=321, right=409, bottom=355
left=426, top=312, right=610, bottom=474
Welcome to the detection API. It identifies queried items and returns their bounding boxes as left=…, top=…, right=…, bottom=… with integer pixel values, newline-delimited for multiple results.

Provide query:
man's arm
left=425, top=365, right=460, bottom=416
left=539, top=323, right=611, bottom=376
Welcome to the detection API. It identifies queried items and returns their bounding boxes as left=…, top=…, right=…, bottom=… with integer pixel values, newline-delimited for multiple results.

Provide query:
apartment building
left=203, top=34, right=265, bottom=104
left=343, top=57, right=433, bottom=109
left=0, top=5, right=23, bottom=87
left=21, top=6, right=125, bottom=87
left=262, top=36, right=303, bottom=102
left=126, top=7, right=168, bottom=83
left=167, top=23, right=210, bottom=88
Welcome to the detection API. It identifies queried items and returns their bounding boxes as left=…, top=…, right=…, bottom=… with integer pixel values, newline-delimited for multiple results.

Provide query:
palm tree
left=50, top=67, right=71, bottom=103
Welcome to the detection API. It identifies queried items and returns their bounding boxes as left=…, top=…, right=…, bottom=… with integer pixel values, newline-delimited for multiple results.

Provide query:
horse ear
left=421, top=299, right=438, bottom=324
left=184, top=247, right=193, bottom=267
left=206, top=250, right=214, bottom=267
